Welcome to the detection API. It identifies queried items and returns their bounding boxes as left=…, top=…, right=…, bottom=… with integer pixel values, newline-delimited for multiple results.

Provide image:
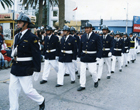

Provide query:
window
left=53, top=11, right=57, bottom=17
left=53, top=21, right=57, bottom=27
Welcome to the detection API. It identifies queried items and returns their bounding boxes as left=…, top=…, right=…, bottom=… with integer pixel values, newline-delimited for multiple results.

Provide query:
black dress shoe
left=107, top=76, right=111, bottom=79
left=71, top=81, right=75, bottom=84
left=98, top=79, right=101, bottom=81
left=77, top=87, right=85, bottom=91
left=39, top=99, right=45, bottom=110
left=127, top=61, right=129, bottom=64
left=77, top=75, right=80, bottom=79
left=64, top=74, right=69, bottom=76
left=125, top=65, right=127, bottom=67
left=111, top=71, right=114, bottom=73
left=40, top=80, right=47, bottom=84
left=94, top=82, right=98, bottom=88
left=75, top=71, right=78, bottom=74
left=131, top=60, right=134, bottom=63
left=119, top=69, right=122, bottom=72
left=55, top=84, right=63, bottom=87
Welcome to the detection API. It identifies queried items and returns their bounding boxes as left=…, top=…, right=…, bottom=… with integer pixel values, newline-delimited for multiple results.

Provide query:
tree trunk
left=58, top=0, right=65, bottom=29
left=38, top=0, right=43, bottom=27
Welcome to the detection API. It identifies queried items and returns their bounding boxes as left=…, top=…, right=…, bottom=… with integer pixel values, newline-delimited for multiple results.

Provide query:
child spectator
left=1, top=50, right=12, bottom=69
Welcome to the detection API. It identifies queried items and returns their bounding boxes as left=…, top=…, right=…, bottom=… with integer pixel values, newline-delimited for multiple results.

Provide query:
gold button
left=23, top=46, right=25, bottom=47
left=16, top=62, right=18, bottom=63
left=64, top=47, right=65, bottom=48
left=64, top=54, right=65, bottom=56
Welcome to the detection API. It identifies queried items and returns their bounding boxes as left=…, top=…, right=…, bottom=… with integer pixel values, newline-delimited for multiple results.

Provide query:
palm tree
left=58, top=0, right=64, bottom=29
left=0, top=0, right=14, bottom=9
left=20, top=0, right=59, bottom=27
left=20, top=0, right=65, bottom=29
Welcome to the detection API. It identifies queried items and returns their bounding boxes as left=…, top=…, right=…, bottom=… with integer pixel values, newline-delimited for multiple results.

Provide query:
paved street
left=0, top=55, right=140, bottom=110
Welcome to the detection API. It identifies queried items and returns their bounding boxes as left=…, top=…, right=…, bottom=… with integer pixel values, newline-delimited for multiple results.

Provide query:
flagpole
left=73, top=7, right=78, bottom=30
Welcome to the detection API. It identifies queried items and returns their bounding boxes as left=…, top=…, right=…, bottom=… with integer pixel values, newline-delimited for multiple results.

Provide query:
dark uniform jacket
left=101, top=35, right=114, bottom=58
left=59, top=35, right=77, bottom=62
left=73, top=35, right=80, bottom=49
left=78, top=32, right=102, bottom=63
left=130, top=37, right=135, bottom=49
left=112, top=38, right=124, bottom=56
left=11, top=30, right=41, bottom=76
left=43, top=34, right=59, bottom=60
left=124, top=37, right=130, bottom=53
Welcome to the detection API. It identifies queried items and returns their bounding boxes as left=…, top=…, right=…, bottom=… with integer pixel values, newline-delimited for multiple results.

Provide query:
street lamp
left=124, top=3, right=128, bottom=33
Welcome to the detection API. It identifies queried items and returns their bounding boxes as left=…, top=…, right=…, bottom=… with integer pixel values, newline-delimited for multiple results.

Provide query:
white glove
left=11, top=47, right=17, bottom=57
left=96, top=58, right=100, bottom=65
left=126, top=49, right=129, bottom=53
left=55, top=56, right=59, bottom=60
left=121, top=53, right=123, bottom=56
left=77, top=57, right=80, bottom=62
left=72, top=60, right=76, bottom=62
left=42, top=55, right=45, bottom=59
left=108, top=52, right=112, bottom=57
left=33, top=72, right=40, bottom=81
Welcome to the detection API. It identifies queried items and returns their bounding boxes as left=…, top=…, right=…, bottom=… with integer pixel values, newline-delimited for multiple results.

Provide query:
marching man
left=56, top=25, right=77, bottom=87
left=9, top=13, right=45, bottom=110
left=129, top=33, right=137, bottom=63
left=111, top=32, right=124, bottom=73
left=97, top=25, right=114, bottom=80
left=70, top=26, right=80, bottom=75
left=77, top=22, right=102, bottom=91
left=40, top=26, right=59, bottom=84
left=123, top=32, right=130, bottom=67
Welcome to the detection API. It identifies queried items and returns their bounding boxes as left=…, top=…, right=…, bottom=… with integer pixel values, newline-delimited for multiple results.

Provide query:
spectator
left=0, top=51, right=4, bottom=69
left=1, top=50, right=12, bottom=69
left=1, top=40, right=9, bottom=50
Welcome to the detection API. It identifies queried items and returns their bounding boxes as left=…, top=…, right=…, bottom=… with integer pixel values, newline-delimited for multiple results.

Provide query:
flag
left=73, top=7, right=78, bottom=11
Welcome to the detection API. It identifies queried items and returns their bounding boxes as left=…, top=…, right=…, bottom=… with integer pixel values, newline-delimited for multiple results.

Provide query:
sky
left=71, top=0, right=140, bottom=20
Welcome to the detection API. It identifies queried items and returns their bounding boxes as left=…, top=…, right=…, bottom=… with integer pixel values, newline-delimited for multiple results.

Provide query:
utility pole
left=126, top=3, right=128, bottom=33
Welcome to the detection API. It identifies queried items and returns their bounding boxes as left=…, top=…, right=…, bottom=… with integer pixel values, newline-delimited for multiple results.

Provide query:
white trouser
left=111, top=56, right=122, bottom=72
left=98, top=57, right=111, bottom=79
left=80, top=62, right=98, bottom=87
left=57, top=62, right=75, bottom=85
left=9, top=74, right=44, bottom=110
left=129, top=49, right=136, bottom=61
left=65, top=67, right=69, bottom=74
left=42, top=59, right=58, bottom=81
left=123, top=53, right=129, bottom=65
left=121, top=53, right=124, bottom=67
left=73, top=60, right=78, bottom=72
left=137, top=45, right=140, bottom=53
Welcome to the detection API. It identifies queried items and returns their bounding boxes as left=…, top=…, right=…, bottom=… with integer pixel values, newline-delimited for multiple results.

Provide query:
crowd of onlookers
left=0, top=32, right=12, bottom=70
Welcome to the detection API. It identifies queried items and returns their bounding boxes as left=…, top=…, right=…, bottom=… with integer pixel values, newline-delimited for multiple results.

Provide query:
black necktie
left=87, top=34, right=89, bottom=39
left=17, top=33, right=22, bottom=42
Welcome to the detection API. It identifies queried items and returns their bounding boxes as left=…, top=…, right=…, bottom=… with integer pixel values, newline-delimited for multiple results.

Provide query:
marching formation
left=40, top=23, right=139, bottom=91
left=9, top=13, right=140, bottom=110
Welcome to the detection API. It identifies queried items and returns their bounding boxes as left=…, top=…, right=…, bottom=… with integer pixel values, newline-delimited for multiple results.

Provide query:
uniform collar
left=65, top=35, right=69, bottom=41
left=48, top=34, right=52, bottom=39
left=20, top=29, right=28, bottom=39
left=103, top=34, right=108, bottom=39
left=88, top=31, right=92, bottom=39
